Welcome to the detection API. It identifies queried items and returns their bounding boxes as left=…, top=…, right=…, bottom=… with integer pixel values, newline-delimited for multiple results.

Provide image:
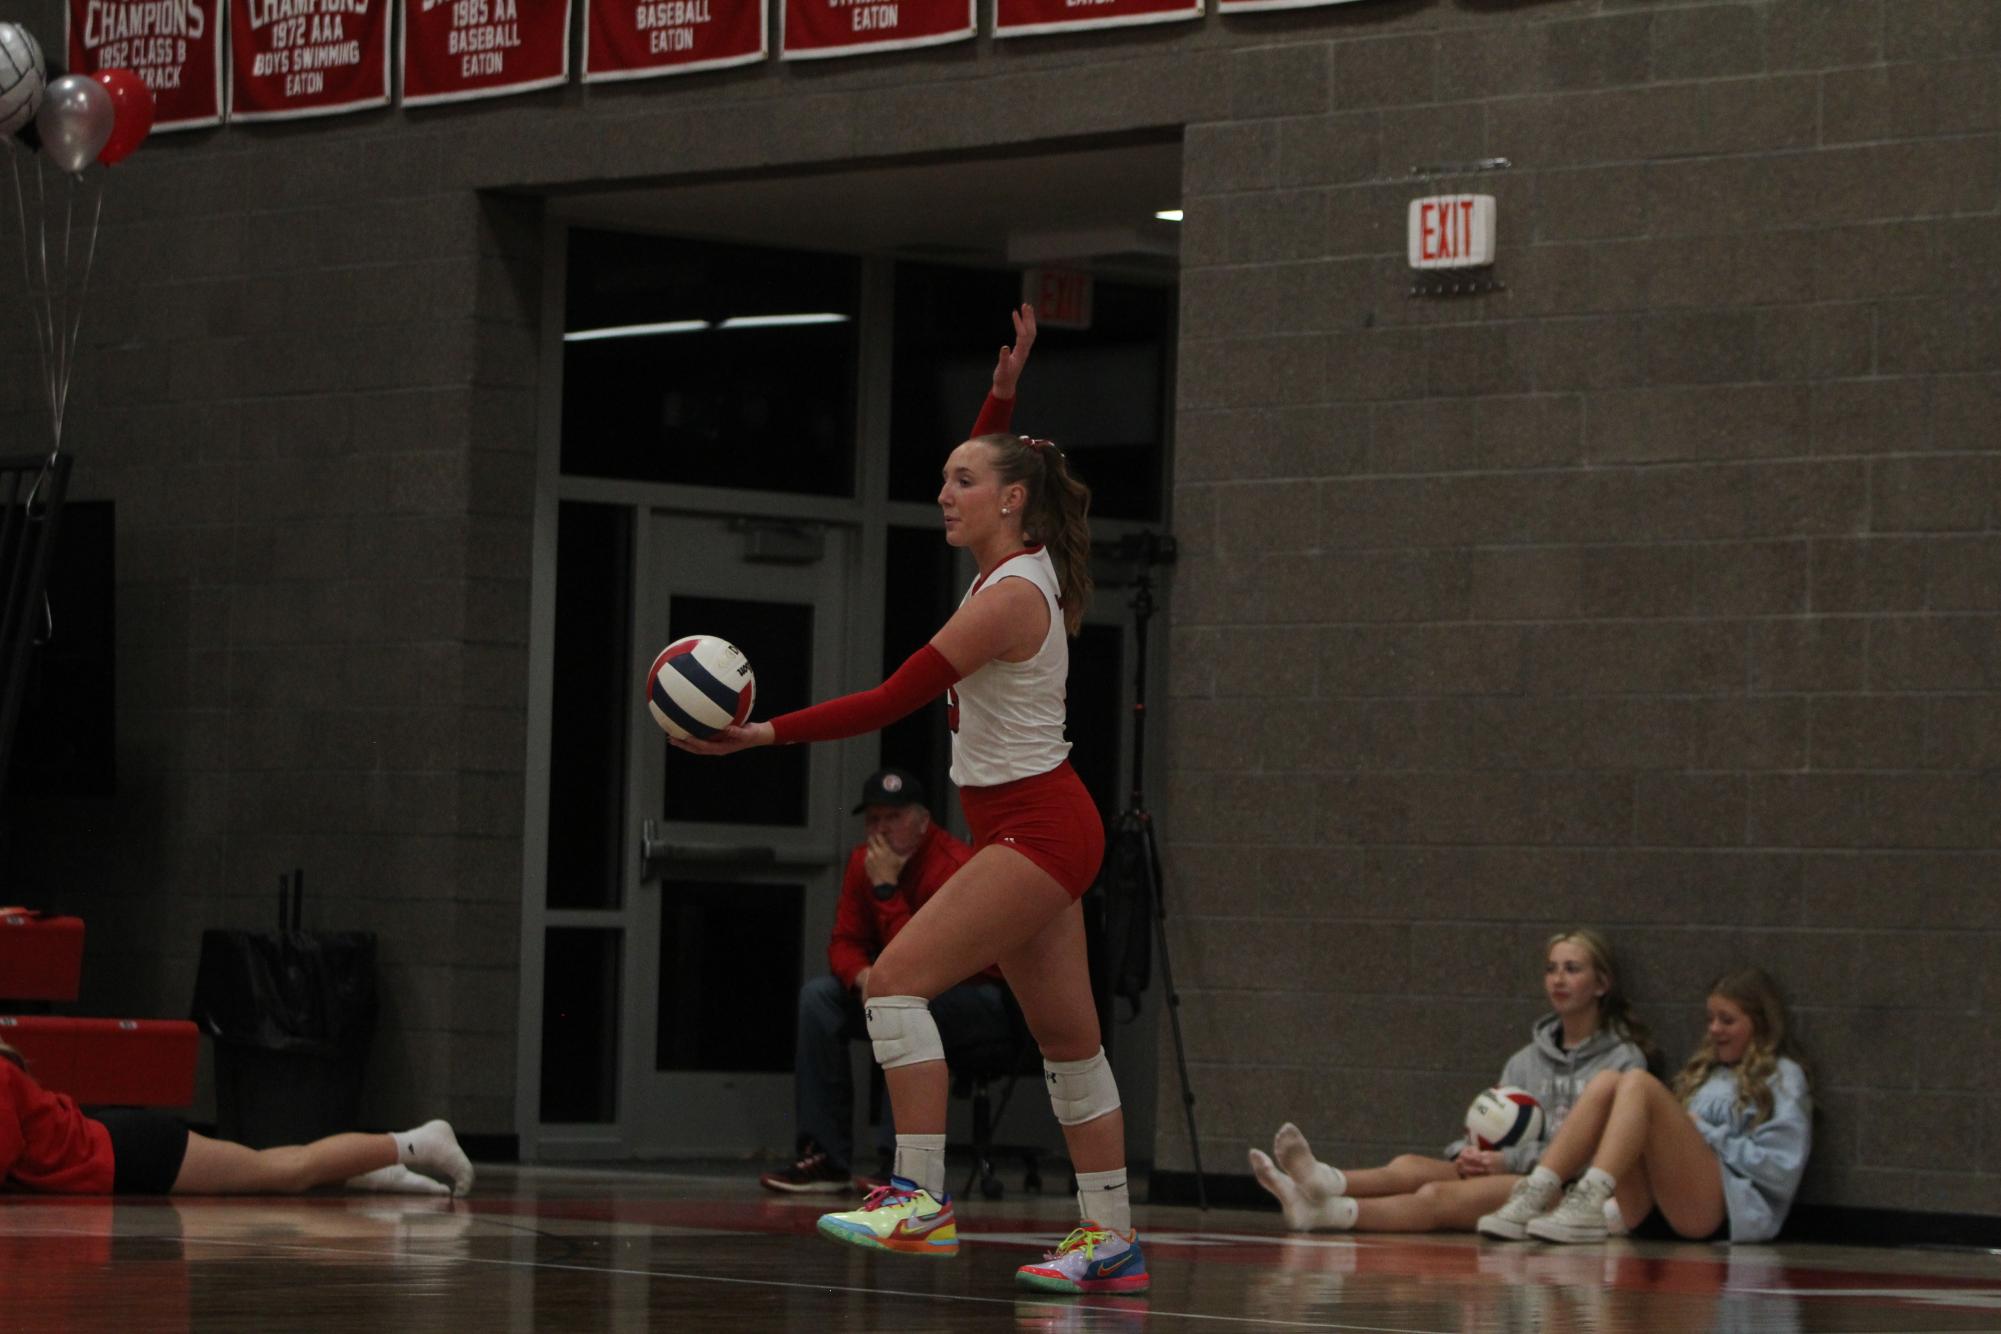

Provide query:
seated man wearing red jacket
left=760, top=767, right=1012, bottom=1192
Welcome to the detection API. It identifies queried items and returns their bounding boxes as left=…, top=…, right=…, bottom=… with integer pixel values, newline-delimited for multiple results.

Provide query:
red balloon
left=90, top=68, right=153, bottom=167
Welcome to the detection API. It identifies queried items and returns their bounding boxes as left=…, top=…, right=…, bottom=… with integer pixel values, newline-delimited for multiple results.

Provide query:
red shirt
left=827, top=822, right=1000, bottom=987
left=1, top=1058, right=115, bottom=1194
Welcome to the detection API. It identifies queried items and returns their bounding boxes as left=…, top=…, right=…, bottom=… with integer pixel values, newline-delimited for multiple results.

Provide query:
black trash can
left=191, top=929, right=378, bottom=1148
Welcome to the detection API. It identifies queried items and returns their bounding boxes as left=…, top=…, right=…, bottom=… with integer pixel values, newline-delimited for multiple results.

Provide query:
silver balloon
left=34, top=74, right=113, bottom=176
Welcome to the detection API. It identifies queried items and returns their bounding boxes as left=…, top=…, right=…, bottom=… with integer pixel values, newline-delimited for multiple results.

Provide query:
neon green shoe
left=816, top=1176, right=959, bottom=1257
left=1016, top=1224, right=1151, bottom=1294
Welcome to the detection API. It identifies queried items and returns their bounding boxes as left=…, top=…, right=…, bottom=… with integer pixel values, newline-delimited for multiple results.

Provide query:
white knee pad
left=1045, top=1048, right=1121, bottom=1126
left=865, top=995, right=945, bottom=1069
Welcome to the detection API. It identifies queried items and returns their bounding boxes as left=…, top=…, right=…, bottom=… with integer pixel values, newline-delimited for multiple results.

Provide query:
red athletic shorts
left=958, top=761, right=1105, bottom=900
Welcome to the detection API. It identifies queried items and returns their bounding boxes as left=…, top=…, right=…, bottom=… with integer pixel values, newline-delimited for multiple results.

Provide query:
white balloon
left=0, top=23, right=48, bottom=139
left=35, top=73, right=114, bottom=176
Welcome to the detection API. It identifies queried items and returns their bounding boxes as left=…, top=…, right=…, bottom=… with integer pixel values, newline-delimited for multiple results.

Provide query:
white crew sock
left=1529, top=1164, right=1561, bottom=1192
left=347, top=1164, right=450, bottom=1196
left=1581, top=1166, right=1617, bottom=1194
left=397, top=1120, right=475, bottom=1197
left=1273, top=1123, right=1346, bottom=1201
left=1249, top=1149, right=1359, bottom=1232
left=1076, top=1167, right=1133, bottom=1234
left=894, top=1133, right=947, bottom=1199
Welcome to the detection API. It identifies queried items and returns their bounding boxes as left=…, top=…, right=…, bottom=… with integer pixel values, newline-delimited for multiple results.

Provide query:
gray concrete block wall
left=1168, top=0, right=2000, bottom=1218
left=0, top=0, right=1991, bottom=1219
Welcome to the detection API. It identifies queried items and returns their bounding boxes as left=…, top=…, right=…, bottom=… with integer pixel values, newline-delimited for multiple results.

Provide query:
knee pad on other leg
left=1044, top=1048, right=1121, bottom=1126
left=865, top=995, right=944, bottom=1069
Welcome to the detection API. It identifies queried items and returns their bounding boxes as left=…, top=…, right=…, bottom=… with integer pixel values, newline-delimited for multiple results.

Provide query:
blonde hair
left=1546, top=928, right=1659, bottom=1071
left=1672, top=967, right=1799, bottom=1128
left=969, top=433, right=1093, bottom=635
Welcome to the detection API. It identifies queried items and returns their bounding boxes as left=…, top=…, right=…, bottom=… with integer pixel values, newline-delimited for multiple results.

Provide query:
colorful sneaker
left=1015, top=1223, right=1151, bottom=1295
left=1526, top=1176, right=1614, bottom=1244
left=759, top=1143, right=852, bottom=1194
left=1476, top=1173, right=1561, bottom=1240
left=816, top=1177, right=958, bottom=1257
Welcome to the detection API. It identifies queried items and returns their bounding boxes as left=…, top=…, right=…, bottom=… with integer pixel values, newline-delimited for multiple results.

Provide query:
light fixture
left=716, top=313, right=853, bottom=330
left=563, top=320, right=711, bottom=342
left=1154, top=209, right=1184, bottom=223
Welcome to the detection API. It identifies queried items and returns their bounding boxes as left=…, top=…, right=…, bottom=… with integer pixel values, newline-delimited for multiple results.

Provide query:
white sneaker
left=1526, top=1176, right=1615, bottom=1244
left=1603, top=1195, right=1629, bottom=1237
left=1476, top=1173, right=1561, bottom=1240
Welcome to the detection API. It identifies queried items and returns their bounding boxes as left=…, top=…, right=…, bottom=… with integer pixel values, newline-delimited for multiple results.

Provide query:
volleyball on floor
left=1465, top=1086, right=1545, bottom=1151
left=0, top=23, right=46, bottom=138
left=646, top=635, right=755, bottom=741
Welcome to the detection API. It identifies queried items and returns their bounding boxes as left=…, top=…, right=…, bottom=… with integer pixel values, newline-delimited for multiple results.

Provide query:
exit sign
left=1408, top=194, right=1496, bottom=269
left=1025, top=268, right=1093, bottom=329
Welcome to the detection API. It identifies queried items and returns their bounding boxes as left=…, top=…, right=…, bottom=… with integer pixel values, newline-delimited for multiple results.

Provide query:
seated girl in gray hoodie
left=1250, top=928, right=1655, bottom=1232
left=1478, top=965, right=1810, bottom=1244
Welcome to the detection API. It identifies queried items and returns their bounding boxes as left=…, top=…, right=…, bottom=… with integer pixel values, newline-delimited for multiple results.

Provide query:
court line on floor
left=20, top=1224, right=1454, bottom=1333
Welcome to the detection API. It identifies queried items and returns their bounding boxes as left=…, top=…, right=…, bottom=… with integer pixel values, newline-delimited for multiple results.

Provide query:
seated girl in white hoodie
left=1250, top=928, right=1655, bottom=1232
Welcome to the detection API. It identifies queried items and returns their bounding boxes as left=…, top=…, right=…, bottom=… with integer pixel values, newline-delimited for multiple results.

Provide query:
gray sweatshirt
left=1443, top=1014, right=1650, bottom=1174
left=1688, top=1057, right=1813, bottom=1243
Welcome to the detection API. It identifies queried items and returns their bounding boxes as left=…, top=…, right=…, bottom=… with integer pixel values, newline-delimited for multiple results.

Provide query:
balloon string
left=3, top=141, right=55, bottom=453
left=56, top=175, right=105, bottom=470
left=31, top=151, right=60, bottom=451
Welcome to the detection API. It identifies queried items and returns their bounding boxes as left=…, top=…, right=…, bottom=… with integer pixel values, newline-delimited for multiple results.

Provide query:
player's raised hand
left=991, top=303, right=1037, bottom=400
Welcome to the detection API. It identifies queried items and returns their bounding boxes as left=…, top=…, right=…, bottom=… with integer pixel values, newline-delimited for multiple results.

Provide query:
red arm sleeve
left=970, top=391, right=1016, bottom=438
left=767, top=645, right=961, bottom=746
left=826, top=848, right=877, bottom=989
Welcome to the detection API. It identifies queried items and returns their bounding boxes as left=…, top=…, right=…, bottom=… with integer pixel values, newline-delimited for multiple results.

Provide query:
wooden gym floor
left=4, top=1163, right=1999, bottom=1331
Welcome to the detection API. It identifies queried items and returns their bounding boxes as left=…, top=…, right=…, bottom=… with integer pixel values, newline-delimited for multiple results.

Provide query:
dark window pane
left=541, top=927, right=621, bottom=1122
left=661, top=595, right=810, bottom=826
left=890, top=263, right=1171, bottom=521
left=656, top=882, right=802, bottom=1071
left=563, top=229, right=860, bottom=496
left=9, top=500, right=115, bottom=798
left=1067, top=622, right=1124, bottom=831
left=547, top=502, right=632, bottom=911
left=877, top=525, right=957, bottom=808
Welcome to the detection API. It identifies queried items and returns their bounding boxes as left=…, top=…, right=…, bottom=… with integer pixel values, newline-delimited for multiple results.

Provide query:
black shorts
left=1630, top=1207, right=1730, bottom=1243
left=92, top=1108, right=190, bottom=1195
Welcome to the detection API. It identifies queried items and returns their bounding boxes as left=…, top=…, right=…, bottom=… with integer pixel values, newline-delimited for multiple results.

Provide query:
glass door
left=621, top=510, right=849, bottom=1155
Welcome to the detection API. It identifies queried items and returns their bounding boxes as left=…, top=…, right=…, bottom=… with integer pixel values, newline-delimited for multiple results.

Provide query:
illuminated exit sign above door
left=1408, top=194, right=1496, bottom=269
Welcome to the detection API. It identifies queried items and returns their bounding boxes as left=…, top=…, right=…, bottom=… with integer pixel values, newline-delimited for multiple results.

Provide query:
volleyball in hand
left=1465, top=1086, right=1545, bottom=1151
left=646, top=635, right=756, bottom=741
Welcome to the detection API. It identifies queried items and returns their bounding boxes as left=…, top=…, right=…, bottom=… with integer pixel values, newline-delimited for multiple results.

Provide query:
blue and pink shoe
left=816, top=1176, right=958, bottom=1258
left=1015, top=1223, right=1151, bottom=1294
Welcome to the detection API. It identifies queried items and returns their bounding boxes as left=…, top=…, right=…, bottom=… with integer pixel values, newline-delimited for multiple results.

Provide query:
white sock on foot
left=397, top=1120, right=475, bottom=1196
left=1272, top=1123, right=1346, bottom=1202
left=894, top=1133, right=947, bottom=1198
left=1582, top=1166, right=1617, bottom=1194
left=1529, top=1164, right=1561, bottom=1192
left=1250, top=1149, right=1359, bottom=1232
left=347, top=1164, right=451, bottom=1195
left=1076, top=1167, right=1132, bottom=1234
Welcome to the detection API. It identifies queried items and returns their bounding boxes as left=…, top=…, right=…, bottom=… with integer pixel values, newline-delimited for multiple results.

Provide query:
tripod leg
left=1141, top=812, right=1207, bottom=1210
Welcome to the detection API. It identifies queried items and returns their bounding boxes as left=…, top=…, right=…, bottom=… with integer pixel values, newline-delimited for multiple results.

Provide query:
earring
left=1001, top=507, right=1011, bottom=515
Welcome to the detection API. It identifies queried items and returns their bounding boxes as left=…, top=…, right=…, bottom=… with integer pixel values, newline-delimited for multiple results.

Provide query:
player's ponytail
left=973, top=433, right=1093, bottom=636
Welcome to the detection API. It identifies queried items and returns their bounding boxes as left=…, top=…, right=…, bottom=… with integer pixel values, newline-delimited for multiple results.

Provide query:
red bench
left=0, top=1015, right=199, bottom=1108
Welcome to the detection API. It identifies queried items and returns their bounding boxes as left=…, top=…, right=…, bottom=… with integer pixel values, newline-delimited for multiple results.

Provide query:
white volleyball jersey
left=948, top=546, right=1071, bottom=788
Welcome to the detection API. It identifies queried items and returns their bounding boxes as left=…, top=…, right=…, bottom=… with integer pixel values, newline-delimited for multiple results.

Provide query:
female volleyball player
left=1477, top=966, right=1811, bottom=1244
left=673, top=304, right=1148, bottom=1295
left=1249, top=928, right=1654, bottom=1232
left=2, top=1039, right=473, bottom=1196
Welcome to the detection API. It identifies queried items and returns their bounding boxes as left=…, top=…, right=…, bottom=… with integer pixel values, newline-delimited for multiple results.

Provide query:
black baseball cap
left=853, top=767, right=926, bottom=813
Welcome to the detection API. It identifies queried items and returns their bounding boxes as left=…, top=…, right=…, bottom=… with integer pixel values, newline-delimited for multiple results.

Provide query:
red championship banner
left=995, top=0, right=1198, bottom=37
left=780, top=0, right=972, bottom=61
left=583, top=0, right=763, bottom=82
left=67, top=0, right=225, bottom=130
left=403, top=0, right=571, bottom=106
left=1217, top=0, right=1368, bottom=12
left=229, top=0, right=389, bottom=121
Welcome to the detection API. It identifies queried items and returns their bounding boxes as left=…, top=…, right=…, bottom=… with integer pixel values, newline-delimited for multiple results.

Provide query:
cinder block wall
left=1165, top=0, right=2001, bottom=1219
left=0, top=0, right=1994, bottom=1224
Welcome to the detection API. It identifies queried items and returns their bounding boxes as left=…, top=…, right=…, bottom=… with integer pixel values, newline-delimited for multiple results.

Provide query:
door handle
left=640, top=818, right=778, bottom=880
